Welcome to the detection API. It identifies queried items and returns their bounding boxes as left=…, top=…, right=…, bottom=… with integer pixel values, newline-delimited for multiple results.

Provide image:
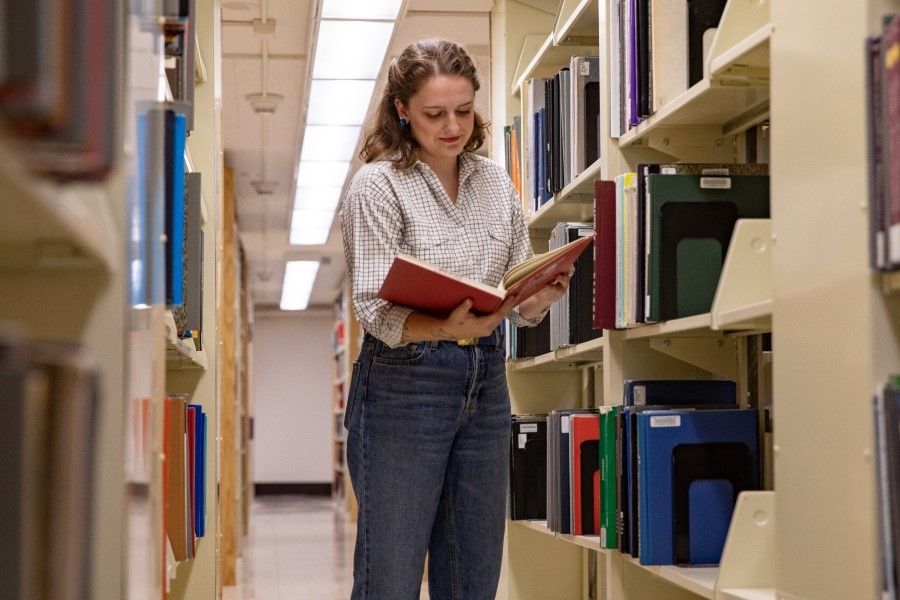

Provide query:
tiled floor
left=223, top=495, right=430, bottom=600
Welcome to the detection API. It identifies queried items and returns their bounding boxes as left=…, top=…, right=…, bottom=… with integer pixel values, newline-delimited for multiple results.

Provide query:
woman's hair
left=359, top=38, right=487, bottom=170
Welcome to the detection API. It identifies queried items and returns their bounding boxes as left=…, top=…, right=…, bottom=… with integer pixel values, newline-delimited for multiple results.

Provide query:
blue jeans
left=345, top=335, right=511, bottom=600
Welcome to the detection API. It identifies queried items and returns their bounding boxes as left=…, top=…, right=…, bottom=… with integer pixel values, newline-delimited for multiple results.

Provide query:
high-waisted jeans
left=345, top=335, right=510, bottom=600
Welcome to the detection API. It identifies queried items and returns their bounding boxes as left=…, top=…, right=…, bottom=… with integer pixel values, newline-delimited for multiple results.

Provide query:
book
left=687, top=0, right=728, bottom=86
left=378, top=233, right=595, bottom=316
left=637, top=408, right=759, bottom=566
left=594, top=180, right=617, bottom=330
left=571, top=413, right=601, bottom=536
left=509, top=415, right=548, bottom=520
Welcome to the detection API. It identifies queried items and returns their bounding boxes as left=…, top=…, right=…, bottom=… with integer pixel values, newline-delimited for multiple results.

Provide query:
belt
left=456, top=325, right=503, bottom=347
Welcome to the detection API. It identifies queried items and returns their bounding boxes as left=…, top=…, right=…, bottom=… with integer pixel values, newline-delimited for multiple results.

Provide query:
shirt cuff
left=508, top=305, right=548, bottom=328
left=380, top=304, right=416, bottom=348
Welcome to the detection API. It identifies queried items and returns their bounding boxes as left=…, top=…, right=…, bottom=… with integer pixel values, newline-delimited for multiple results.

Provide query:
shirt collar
left=413, top=151, right=480, bottom=183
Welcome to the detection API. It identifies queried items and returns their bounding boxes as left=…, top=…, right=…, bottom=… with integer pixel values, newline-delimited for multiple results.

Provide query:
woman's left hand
left=517, top=268, right=574, bottom=320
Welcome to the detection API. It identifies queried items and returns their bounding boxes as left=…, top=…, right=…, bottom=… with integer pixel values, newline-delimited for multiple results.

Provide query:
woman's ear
left=393, top=98, right=408, bottom=121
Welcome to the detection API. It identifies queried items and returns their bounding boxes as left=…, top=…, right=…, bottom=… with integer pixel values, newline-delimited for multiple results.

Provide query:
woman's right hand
left=438, top=294, right=520, bottom=341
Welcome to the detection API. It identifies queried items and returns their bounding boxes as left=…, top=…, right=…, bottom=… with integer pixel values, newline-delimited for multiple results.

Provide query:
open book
left=377, top=234, right=594, bottom=316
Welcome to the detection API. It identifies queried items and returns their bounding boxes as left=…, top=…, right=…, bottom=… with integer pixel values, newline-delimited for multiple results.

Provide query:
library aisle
left=222, top=496, right=430, bottom=600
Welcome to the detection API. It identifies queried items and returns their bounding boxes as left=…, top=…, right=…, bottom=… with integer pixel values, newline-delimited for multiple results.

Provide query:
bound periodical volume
left=874, top=376, right=900, bottom=598
left=509, top=415, right=548, bottom=521
left=549, top=222, right=600, bottom=350
left=164, top=395, right=208, bottom=563
left=0, top=334, right=101, bottom=599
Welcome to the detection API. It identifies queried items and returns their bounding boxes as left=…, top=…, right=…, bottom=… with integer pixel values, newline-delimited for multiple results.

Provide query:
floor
left=222, top=495, right=430, bottom=600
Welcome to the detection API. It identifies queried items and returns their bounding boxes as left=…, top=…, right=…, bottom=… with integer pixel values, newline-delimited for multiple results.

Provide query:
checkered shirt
left=340, top=152, right=546, bottom=348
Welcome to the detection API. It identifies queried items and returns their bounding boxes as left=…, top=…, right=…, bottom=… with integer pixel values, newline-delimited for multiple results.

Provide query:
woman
left=339, top=38, right=571, bottom=599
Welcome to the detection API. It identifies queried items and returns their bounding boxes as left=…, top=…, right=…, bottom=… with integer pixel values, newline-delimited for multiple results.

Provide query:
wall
left=252, top=312, right=334, bottom=483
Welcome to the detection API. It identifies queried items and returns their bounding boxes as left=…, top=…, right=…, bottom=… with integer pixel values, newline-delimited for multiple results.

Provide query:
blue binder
left=637, top=408, right=759, bottom=566
left=165, top=110, right=186, bottom=307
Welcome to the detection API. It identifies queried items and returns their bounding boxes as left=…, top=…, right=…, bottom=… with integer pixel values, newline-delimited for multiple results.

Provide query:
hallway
left=223, top=496, right=431, bottom=600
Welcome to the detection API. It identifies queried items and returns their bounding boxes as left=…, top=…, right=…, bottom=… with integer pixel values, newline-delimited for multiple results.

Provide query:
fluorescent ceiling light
left=300, top=125, right=361, bottom=162
left=291, top=208, right=336, bottom=231
left=289, top=227, right=331, bottom=246
left=294, top=187, right=342, bottom=211
left=313, top=21, right=394, bottom=80
left=307, top=80, right=376, bottom=125
left=297, top=161, right=350, bottom=188
left=321, top=0, right=403, bottom=20
left=280, top=261, right=320, bottom=310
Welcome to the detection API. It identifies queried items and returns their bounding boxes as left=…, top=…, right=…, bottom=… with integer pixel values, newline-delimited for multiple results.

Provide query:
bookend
left=671, top=442, right=758, bottom=565
left=711, top=219, right=773, bottom=331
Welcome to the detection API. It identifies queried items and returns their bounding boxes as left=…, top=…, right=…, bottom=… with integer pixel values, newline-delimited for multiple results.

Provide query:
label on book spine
left=700, top=177, right=732, bottom=189
left=519, top=423, right=538, bottom=433
left=650, top=415, right=681, bottom=428
left=633, top=385, right=646, bottom=406
left=518, top=433, right=528, bottom=449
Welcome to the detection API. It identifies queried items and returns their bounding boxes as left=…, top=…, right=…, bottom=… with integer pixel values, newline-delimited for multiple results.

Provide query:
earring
left=399, top=117, right=409, bottom=127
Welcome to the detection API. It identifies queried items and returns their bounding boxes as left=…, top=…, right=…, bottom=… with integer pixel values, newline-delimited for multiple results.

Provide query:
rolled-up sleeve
left=340, top=172, right=414, bottom=348
left=505, top=184, right=548, bottom=328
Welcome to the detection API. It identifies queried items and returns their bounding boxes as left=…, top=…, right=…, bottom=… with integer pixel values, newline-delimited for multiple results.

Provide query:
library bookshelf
left=490, top=0, right=883, bottom=598
left=332, top=280, right=362, bottom=520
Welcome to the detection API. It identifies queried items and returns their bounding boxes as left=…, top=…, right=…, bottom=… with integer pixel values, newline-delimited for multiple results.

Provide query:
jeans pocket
left=371, top=342, right=428, bottom=365
left=344, top=361, right=362, bottom=430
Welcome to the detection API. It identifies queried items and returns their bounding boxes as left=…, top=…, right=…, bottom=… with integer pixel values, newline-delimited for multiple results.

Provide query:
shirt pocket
left=405, top=224, right=451, bottom=264
left=486, top=222, right=513, bottom=281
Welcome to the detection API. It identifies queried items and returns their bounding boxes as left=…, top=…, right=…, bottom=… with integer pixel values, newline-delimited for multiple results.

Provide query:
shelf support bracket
left=648, top=337, right=740, bottom=380
left=640, top=127, right=736, bottom=162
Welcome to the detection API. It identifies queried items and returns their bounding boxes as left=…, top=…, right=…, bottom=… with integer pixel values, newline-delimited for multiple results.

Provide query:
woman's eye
left=425, top=113, right=441, bottom=119
left=457, top=110, right=472, bottom=116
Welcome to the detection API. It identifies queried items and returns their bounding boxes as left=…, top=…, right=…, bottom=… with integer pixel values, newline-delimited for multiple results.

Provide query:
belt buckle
left=456, top=337, right=477, bottom=346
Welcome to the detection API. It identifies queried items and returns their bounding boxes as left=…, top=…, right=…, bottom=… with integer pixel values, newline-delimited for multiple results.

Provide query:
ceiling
left=220, top=0, right=494, bottom=310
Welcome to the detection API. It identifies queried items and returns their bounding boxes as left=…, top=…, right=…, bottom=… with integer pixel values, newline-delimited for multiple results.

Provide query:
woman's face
left=395, top=74, right=476, bottom=165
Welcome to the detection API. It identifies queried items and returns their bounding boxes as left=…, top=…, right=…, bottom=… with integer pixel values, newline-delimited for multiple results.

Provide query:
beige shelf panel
left=617, top=77, right=769, bottom=149
left=164, top=310, right=207, bottom=370
left=511, top=520, right=719, bottom=598
left=623, top=313, right=721, bottom=340
left=623, top=556, right=718, bottom=600
left=509, top=335, right=604, bottom=372
left=0, top=142, right=117, bottom=272
left=718, top=589, right=776, bottom=600
left=882, top=271, right=900, bottom=295
left=527, top=157, right=602, bottom=231
left=553, top=0, right=600, bottom=45
left=714, top=492, right=775, bottom=599
left=711, top=219, right=773, bottom=331
left=511, top=33, right=598, bottom=95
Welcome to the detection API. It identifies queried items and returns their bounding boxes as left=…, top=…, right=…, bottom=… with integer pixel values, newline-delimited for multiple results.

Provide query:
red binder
left=571, top=413, right=601, bottom=536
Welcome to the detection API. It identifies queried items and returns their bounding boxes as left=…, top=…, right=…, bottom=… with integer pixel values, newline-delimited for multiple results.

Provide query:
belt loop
left=430, top=339, right=440, bottom=349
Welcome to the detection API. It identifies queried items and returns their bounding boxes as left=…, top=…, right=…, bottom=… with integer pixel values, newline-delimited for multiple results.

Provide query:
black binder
left=510, top=416, right=548, bottom=520
left=687, top=0, right=728, bottom=86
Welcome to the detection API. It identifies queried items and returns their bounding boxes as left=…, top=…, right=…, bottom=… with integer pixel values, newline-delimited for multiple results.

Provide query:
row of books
left=867, top=15, right=900, bottom=272
left=549, top=222, right=600, bottom=350
left=609, top=0, right=727, bottom=137
left=0, top=0, right=120, bottom=179
left=875, top=375, right=900, bottom=599
left=593, top=166, right=769, bottom=329
left=0, top=334, right=100, bottom=599
left=164, top=395, right=208, bottom=563
left=521, top=56, right=601, bottom=212
left=134, top=106, right=204, bottom=347
left=509, top=380, right=762, bottom=566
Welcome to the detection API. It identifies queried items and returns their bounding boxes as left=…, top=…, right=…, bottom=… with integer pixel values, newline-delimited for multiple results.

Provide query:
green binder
left=646, top=174, right=770, bottom=322
left=600, top=406, right=619, bottom=549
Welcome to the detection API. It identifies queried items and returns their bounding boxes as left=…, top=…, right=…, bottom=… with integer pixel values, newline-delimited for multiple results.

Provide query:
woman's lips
left=440, top=136, right=461, bottom=144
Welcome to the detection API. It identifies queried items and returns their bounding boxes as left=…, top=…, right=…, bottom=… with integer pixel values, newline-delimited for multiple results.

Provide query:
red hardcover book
left=571, top=413, right=601, bottom=536
left=378, top=234, right=594, bottom=316
left=594, top=180, right=617, bottom=329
